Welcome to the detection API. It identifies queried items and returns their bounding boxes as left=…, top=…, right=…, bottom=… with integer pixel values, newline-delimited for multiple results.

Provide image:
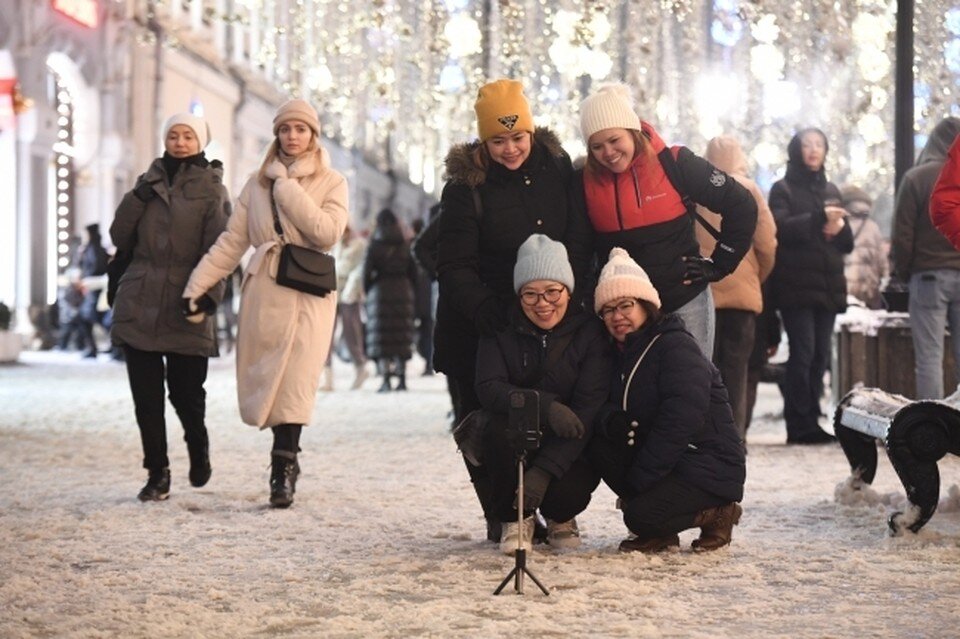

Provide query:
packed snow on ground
left=1, top=350, right=959, bottom=638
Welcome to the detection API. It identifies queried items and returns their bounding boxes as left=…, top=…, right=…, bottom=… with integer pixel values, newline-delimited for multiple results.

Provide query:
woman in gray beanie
left=468, top=234, right=612, bottom=554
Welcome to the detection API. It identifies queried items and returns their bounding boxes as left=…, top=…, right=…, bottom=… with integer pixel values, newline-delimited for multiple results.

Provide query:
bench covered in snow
left=833, top=387, right=960, bottom=533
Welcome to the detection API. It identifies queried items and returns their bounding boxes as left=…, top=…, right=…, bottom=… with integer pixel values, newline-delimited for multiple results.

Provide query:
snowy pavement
left=1, top=350, right=959, bottom=638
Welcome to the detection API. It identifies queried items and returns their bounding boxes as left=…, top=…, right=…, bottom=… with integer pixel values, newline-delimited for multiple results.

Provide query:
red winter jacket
left=931, top=136, right=960, bottom=251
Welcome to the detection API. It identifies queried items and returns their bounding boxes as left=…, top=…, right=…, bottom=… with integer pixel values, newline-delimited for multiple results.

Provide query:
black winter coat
left=613, top=314, right=745, bottom=502
left=476, top=307, right=613, bottom=479
left=768, top=134, right=854, bottom=312
left=434, top=128, right=595, bottom=377
left=363, top=221, right=416, bottom=360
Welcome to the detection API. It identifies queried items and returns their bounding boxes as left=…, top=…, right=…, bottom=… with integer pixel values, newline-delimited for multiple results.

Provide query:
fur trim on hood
left=443, top=127, right=565, bottom=188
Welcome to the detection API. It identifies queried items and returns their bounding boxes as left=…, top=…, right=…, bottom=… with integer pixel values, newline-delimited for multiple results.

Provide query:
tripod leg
left=523, top=567, right=550, bottom=596
left=493, top=567, right=518, bottom=595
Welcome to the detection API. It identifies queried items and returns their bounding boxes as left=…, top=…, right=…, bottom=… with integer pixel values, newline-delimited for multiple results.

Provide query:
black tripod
left=493, top=449, right=549, bottom=596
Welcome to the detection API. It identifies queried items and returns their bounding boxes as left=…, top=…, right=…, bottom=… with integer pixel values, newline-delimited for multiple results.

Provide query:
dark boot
left=394, top=359, right=407, bottom=391
left=377, top=375, right=392, bottom=392
left=269, top=451, right=300, bottom=508
left=138, top=468, right=171, bottom=502
left=619, top=534, right=680, bottom=553
left=188, top=442, right=212, bottom=488
left=691, top=502, right=743, bottom=551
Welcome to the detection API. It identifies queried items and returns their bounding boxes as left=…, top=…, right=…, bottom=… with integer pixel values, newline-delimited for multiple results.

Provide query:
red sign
left=52, top=0, right=99, bottom=29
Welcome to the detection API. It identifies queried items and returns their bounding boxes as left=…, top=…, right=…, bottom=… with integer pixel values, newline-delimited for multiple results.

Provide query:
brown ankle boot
left=691, top=502, right=742, bottom=551
left=618, top=533, right=680, bottom=553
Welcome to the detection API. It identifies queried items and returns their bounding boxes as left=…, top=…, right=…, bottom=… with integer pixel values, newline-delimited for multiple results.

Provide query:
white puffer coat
left=185, top=147, right=348, bottom=427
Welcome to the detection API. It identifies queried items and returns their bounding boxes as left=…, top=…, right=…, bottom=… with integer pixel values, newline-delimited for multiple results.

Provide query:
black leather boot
left=188, top=442, right=212, bottom=488
left=138, top=468, right=171, bottom=502
left=269, top=451, right=300, bottom=508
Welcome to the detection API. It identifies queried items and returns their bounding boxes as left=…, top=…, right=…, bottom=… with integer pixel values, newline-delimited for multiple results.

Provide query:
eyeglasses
left=520, top=287, right=566, bottom=306
left=598, top=299, right=639, bottom=319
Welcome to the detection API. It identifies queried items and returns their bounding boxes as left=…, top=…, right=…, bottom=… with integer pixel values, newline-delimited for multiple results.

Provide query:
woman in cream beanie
left=588, top=246, right=746, bottom=554
left=470, top=234, right=612, bottom=554
left=576, top=82, right=758, bottom=357
left=184, top=97, right=349, bottom=508
left=435, top=81, right=594, bottom=542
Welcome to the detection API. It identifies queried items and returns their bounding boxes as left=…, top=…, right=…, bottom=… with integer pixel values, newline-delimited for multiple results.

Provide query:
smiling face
left=164, top=125, right=200, bottom=158
left=485, top=130, right=531, bottom=170
left=588, top=128, right=637, bottom=174
left=599, top=296, right=648, bottom=342
left=277, top=120, right=314, bottom=156
left=519, top=280, right=569, bottom=330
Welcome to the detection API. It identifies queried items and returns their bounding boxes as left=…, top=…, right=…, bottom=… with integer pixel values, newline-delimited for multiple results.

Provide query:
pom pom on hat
left=593, top=247, right=661, bottom=313
left=474, top=79, right=535, bottom=142
left=513, top=234, right=575, bottom=294
left=162, top=112, right=211, bottom=150
left=273, top=99, right=321, bottom=137
left=579, top=83, right=641, bottom=142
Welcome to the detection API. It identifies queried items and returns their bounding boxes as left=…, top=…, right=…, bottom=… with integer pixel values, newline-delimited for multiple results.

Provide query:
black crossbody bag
left=269, top=182, right=336, bottom=297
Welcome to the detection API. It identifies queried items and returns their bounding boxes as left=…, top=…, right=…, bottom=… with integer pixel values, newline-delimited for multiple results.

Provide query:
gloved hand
left=682, top=256, right=725, bottom=285
left=546, top=401, right=585, bottom=439
left=133, top=179, right=156, bottom=203
left=517, top=466, right=551, bottom=512
left=474, top=298, right=508, bottom=337
left=180, top=295, right=216, bottom=323
left=602, top=410, right=641, bottom=447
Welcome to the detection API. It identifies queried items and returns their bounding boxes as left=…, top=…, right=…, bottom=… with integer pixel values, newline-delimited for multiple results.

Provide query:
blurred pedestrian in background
left=323, top=225, right=369, bottom=390
left=840, top=185, right=887, bottom=310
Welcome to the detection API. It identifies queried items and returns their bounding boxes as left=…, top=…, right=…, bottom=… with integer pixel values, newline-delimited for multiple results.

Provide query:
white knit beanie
left=579, top=83, right=642, bottom=142
left=513, top=234, right=575, bottom=293
left=162, top=112, right=210, bottom=150
left=594, top=247, right=661, bottom=313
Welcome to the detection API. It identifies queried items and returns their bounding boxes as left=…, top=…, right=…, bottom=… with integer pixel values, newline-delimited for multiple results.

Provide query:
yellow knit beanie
left=474, top=79, right=535, bottom=142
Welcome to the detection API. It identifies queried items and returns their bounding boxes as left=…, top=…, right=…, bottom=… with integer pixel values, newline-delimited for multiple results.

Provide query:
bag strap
left=657, top=147, right=721, bottom=241
left=268, top=180, right=286, bottom=244
left=471, top=187, right=482, bottom=221
left=621, top=334, right=661, bottom=411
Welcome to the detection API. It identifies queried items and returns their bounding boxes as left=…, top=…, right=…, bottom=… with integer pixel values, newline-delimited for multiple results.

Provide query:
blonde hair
left=584, top=129, right=652, bottom=176
left=256, top=134, right=321, bottom=186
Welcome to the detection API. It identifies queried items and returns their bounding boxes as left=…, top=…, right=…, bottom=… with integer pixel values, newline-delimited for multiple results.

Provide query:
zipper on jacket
left=613, top=177, right=625, bottom=231
left=631, top=166, right=642, bottom=208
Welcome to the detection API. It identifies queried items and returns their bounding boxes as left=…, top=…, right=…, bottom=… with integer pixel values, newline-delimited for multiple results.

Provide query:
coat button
left=630, top=420, right=638, bottom=427
left=524, top=177, right=531, bottom=185
left=536, top=219, right=543, bottom=226
left=627, top=438, right=635, bottom=447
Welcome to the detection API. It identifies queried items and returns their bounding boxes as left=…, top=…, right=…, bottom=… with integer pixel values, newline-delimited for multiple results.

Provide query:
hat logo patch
left=498, top=115, right=519, bottom=130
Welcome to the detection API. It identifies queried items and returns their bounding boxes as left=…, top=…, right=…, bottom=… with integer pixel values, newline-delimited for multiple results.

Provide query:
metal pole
left=894, top=0, right=915, bottom=191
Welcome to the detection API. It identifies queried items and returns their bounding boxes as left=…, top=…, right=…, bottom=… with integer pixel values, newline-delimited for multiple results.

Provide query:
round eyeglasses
left=598, top=299, right=639, bottom=319
left=520, top=287, right=566, bottom=306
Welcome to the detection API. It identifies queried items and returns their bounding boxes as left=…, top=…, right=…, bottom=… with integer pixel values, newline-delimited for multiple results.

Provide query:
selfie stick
left=493, top=447, right=549, bottom=595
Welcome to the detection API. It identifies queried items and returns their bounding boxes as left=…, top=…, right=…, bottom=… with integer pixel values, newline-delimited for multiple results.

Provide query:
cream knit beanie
left=579, top=83, right=642, bottom=142
left=513, top=234, right=575, bottom=293
left=162, top=112, right=210, bottom=150
left=273, top=99, right=321, bottom=137
left=594, top=247, right=661, bottom=313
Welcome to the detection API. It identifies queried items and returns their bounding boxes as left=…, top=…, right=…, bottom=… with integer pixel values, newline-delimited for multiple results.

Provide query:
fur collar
left=443, top=127, right=565, bottom=188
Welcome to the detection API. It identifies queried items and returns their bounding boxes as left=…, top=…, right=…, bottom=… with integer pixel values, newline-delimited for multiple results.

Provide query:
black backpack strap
left=657, top=146, right=721, bottom=241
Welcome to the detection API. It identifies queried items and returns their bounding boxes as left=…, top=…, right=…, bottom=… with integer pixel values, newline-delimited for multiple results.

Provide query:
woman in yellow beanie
left=577, top=82, right=758, bottom=357
left=435, top=79, right=594, bottom=542
left=184, top=98, right=349, bottom=508
left=589, top=247, right=746, bottom=553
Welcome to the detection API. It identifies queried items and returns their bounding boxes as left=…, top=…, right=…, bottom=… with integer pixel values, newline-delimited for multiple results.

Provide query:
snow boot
left=546, top=518, right=581, bottom=549
left=394, top=359, right=407, bottom=391
left=499, top=516, right=535, bottom=555
left=269, top=450, right=300, bottom=508
left=618, top=533, right=680, bottom=553
left=691, top=502, right=743, bottom=551
left=188, top=442, right=211, bottom=488
left=138, top=468, right=171, bottom=502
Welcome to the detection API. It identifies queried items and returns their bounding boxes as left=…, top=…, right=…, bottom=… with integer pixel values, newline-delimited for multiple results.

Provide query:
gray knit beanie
left=513, top=234, right=575, bottom=293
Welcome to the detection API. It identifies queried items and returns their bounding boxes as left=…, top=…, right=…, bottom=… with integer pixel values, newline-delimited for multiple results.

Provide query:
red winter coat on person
left=931, top=135, right=960, bottom=251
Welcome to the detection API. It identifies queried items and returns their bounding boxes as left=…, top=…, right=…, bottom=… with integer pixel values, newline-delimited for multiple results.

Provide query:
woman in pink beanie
left=589, top=247, right=746, bottom=553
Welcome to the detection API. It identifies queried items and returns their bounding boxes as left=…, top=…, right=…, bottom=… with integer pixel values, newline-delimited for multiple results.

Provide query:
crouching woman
left=589, top=248, right=746, bottom=552
left=474, top=234, right=612, bottom=554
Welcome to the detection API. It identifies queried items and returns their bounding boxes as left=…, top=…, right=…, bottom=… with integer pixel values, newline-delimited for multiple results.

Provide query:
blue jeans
left=780, top=307, right=835, bottom=440
left=674, top=287, right=715, bottom=358
left=908, top=269, right=960, bottom=399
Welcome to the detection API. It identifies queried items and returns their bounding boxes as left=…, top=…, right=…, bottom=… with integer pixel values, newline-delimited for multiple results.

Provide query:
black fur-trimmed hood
left=443, top=127, right=565, bottom=188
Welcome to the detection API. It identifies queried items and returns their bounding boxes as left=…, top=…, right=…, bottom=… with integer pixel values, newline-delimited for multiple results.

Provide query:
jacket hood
left=785, top=128, right=828, bottom=186
left=443, top=126, right=565, bottom=187
left=917, top=117, right=960, bottom=166
left=705, top=135, right=748, bottom=177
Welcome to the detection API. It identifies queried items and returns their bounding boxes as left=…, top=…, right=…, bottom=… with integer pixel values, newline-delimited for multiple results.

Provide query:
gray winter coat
left=110, top=157, right=230, bottom=356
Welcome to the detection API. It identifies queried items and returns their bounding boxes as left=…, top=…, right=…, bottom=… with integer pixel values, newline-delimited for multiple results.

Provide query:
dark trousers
left=713, top=309, right=756, bottom=439
left=450, top=373, right=498, bottom=521
left=780, top=307, right=835, bottom=439
left=272, top=424, right=303, bottom=453
left=416, top=313, right=434, bottom=373
left=587, top=435, right=726, bottom=539
left=124, top=345, right=209, bottom=471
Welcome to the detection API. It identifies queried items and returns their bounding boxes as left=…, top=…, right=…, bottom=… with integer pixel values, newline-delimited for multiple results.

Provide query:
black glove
left=602, top=410, right=641, bottom=447
left=180, top=295, right=216, bottom=318
left=546, top=401, right=585, bottom=439
left=682, top=256, right=725, bottom=285
left=474, top=298, right=508, bottom=337
left=133, top=179, right=156, bottom=203
left=517, top=466, right=551, bottom=512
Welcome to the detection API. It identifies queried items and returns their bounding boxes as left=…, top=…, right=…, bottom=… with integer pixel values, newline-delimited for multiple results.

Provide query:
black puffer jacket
left=363, top=210, right=416, bottom=360
left=768, top=130, right=854, bottom=311
left=434, top=128, right=594, bottom=377
left=476, top=306, right=613, bottom=479
left=614, top=314, right=745, bottom=502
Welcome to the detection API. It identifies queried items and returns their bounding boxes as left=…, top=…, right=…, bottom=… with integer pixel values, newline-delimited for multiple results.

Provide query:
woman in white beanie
left=469, top=234, right=612, bottom=554
left=576, top=83, right=758, bottom=356
left=589, top=247, right=746, bottom=552
left=184, top=98, right=349, bottom=508
left=110, top=112, right=230, bottom=501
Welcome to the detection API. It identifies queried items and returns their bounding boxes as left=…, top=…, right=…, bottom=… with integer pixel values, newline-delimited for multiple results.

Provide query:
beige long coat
left=185, top=147, right=348, bottom=427
left=696, top=136, right=778, bottom=313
